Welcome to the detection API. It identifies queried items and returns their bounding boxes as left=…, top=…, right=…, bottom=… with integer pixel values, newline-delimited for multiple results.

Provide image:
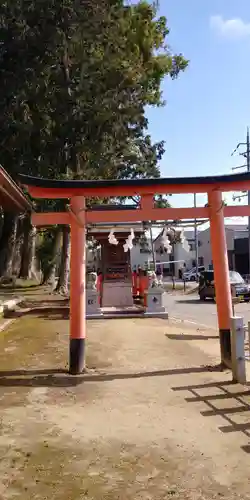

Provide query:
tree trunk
left=42, top=227, right=62, bottom=287
left=0, top=212, right=18, bottom=278
left=19, top=216, right=40, bottom=281
left=0, top=207, right=4, bottom=240
left=12, top=216, right=24, bottom=278
left=55, top=225, right=70, bottom=294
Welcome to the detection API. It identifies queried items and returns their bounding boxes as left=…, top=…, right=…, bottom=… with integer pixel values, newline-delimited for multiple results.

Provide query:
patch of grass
left=0, top=314, right=113, bottom=375
left=0, top=278, right=41, bottom=291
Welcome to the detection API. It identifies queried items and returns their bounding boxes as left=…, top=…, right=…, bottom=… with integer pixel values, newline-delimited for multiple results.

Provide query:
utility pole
left=149, top=225, right=156, bottom=271
left=231, top=127, right=250, bottom=274
left=194, top=193, right=199, bottom=278
left=247, top=129, right=250, bottom=272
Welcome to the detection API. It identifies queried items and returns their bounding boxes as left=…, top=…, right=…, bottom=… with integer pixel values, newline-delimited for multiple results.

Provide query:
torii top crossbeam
left=19, top=171, right=250, bottom=226
left=20, top=171, right=250, bottom=198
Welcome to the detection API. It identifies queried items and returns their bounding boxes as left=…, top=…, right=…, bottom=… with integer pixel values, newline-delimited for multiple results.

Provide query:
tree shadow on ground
left=172, top=380, right=250, bottom=454
left=166, top=333, right=219, bottom=341
left=0, top=364, right=223, bottom=388
left=8, top=304, right=69, bottom=320
left=175, top=298, right=214, bottom=305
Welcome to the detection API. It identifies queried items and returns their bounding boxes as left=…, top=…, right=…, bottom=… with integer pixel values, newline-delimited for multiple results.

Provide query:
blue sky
left=146, top=0, right=250, bottom=217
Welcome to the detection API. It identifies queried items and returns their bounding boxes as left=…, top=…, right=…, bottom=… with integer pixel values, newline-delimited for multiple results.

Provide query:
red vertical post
left=142, top=273, right=149, bottom=307
left=97, top=274, right=102, bottom=305
left=208, top=189, right=233, bottom=365
left=132, top=271, right=137, bottom=297
left=69, top=196, right=86, bottom=374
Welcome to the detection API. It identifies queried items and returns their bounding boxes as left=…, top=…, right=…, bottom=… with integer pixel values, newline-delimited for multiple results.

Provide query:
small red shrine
left=87, top=224, right=144, bottom=307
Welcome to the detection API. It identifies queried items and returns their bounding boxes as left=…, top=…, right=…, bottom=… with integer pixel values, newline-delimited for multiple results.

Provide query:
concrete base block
left=86, top=312, right=104, bottom=320
left=102, top=282, right=133, bottom=308
left=145, top=288, right=167, bottom=318
left=144, top=311, right=169, bottom=319
left=86, top=289, right=102, bottom=316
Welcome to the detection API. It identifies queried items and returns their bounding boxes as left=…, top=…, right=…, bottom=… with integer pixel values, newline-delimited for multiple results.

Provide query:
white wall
left=130, top=243, right=152, bottom=270
left=225, top=228, right=234, bottom=252
left=195, top=226, right=238, bottom=270
left=86, top=246, right=101, bottom=270
left=198, top=228, right=212, bottom=269
left=175, top=243, right=195, bottom=273
left=154, top=235, right=195, bottom=276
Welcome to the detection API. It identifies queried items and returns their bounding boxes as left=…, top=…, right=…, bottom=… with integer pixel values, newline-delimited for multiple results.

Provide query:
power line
left=231, top=127, right=250, bottom=273
left=193, top=193, right=199, bottom=279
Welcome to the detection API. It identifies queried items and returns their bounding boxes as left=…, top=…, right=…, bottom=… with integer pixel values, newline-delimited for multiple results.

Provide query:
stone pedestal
left=102, top=282, right=133, bottom=308
left=144, top=287, right=168, bottom=318
left=86, top=289, right=102, bottom=317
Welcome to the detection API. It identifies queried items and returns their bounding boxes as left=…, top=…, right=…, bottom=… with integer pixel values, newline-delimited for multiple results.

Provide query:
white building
left=130, top=239, right=152, bottom=270
left=188, top=223, right=249, bottom=273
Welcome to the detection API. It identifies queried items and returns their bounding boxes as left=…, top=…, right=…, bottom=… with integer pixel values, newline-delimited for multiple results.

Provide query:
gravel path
left=0, top=314, right=249, bottom=499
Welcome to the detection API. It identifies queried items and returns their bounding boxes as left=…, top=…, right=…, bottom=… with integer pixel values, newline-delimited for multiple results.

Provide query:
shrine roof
left=0, top=167, right=32, bottom=212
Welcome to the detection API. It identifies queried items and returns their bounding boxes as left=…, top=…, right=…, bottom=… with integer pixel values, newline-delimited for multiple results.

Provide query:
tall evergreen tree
left=0, top=0, right=188, bottom=285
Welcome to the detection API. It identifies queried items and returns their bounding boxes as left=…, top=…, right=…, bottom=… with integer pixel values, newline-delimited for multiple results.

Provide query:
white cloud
left=210, top=15, right=250, bottom=39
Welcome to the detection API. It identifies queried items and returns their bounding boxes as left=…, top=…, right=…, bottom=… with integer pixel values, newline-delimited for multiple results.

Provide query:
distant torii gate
left=19, top=172, right=250, bottom=375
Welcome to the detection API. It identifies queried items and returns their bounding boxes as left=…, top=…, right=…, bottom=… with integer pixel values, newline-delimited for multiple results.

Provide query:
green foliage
left=0, top=0, right=188, bottom=185
left=154, top=195, right=171, bottom=208
left=36, top=228, right=61, bottom=278
left=0, top=0, right=188, bottom=279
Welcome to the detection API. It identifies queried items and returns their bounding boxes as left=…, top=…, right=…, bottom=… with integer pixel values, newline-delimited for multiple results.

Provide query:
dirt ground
left=0, top=308, right=250, bottom=499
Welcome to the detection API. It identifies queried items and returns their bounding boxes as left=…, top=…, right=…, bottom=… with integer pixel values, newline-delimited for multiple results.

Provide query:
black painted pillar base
left=219, top=328, right=231, bottom=367
left=69, top=338, right=85, bottom=375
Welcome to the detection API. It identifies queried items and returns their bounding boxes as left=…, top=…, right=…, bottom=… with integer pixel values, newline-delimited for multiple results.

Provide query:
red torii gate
left=19, top=172, right=250, bottom=375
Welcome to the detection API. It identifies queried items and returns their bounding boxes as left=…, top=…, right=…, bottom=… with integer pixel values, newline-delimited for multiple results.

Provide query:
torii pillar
left=69, top=196, right=86, bottom=374
left=29, top=197, right=87, bottom=375
left=208, top=189, right=232, bottom=365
